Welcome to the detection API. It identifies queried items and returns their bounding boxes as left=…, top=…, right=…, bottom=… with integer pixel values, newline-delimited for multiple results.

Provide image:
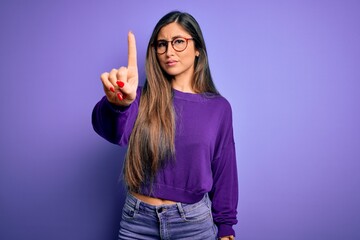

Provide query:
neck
left=172, top=81, right=194, bottom=93
left=171, top=73, right=195, bottom=93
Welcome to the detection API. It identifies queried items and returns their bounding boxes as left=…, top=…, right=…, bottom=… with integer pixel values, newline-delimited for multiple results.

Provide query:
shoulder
left=204, top=93, right=233, bottom=113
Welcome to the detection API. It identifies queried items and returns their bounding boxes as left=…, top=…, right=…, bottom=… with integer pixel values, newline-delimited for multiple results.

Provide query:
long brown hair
left=124, top=11, right=219, bottom=192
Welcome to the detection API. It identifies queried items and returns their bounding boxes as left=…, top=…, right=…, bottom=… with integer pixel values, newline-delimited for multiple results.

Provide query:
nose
left=165, top=41, right=175, bottom=56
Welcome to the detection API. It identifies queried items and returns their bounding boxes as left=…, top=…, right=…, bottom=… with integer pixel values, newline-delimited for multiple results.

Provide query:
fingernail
left=116, top=81, right=125, bottom=88
left=110, top=87, right=115, bottom=93
left=117, top=92, right=123, bottom=101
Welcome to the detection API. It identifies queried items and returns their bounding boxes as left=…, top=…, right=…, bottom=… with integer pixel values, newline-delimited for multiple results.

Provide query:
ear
left=195, top=50, right=200, bottom=57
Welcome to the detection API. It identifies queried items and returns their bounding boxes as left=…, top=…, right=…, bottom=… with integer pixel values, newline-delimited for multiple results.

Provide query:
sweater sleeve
left=91, top=87, right=141, bottom=146
left=209, top=101, right=239, bottom=238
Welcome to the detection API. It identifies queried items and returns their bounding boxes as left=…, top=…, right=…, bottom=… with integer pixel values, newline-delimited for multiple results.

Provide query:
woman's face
left=156, top=22, right=199, bottom=81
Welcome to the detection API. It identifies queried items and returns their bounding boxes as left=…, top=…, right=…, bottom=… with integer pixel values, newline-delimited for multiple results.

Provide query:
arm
left=210, top=102, right=239, bottom=238
left=92, top=32, right=140, bottom=146
left=91, top=88, right=141, bottom=146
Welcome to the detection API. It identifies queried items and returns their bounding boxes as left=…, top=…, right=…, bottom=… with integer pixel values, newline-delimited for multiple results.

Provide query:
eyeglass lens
left=156, top=37, right=189, bottom=54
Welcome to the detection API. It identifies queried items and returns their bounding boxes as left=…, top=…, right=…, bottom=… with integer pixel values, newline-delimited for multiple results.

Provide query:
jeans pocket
left=121, top=203, right=136, bottom=221
left=183, top=204, right=212, bottom=223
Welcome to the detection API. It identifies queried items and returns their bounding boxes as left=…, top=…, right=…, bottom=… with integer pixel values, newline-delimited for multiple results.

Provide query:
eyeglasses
left=154, top=37, right=194, bottom=54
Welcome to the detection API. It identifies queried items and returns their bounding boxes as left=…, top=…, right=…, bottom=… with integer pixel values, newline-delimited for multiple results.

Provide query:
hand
left=100, top=32, right=138, bottom=106
left=219, top=236, right=235, bottom=240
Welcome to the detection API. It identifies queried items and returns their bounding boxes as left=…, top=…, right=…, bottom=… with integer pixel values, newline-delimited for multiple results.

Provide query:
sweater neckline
left=172, top=88, right=206, bottom=102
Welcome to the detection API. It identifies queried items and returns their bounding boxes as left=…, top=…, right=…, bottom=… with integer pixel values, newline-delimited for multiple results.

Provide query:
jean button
left=158, top=207, right=166, bottom=213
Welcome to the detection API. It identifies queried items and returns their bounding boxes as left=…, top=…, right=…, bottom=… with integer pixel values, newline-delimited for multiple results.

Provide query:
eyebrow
left=157, top=35, right=188, bottom=41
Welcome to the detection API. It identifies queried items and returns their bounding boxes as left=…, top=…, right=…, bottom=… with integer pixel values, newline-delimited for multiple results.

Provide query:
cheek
left=157, top=54, right=165, bottom=62
left=182, top=54, right=197, bottom=66
left=156, top=55, right=166, bottom=67
left=181, top=48, right=197, bottom=62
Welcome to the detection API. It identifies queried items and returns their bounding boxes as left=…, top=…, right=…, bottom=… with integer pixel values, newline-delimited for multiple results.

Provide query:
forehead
left=157, top=22, right=190, bottom=39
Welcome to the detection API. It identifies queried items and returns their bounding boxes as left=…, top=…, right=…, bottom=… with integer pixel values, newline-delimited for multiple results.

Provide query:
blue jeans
left=118, top=193, right=218, bottom=240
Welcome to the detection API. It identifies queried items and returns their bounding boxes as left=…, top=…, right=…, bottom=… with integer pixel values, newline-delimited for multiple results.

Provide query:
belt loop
left=205, top=193, right=211, bottom=208
left=134, top=198, right=141, bottom=213
left=176, top=202, right=185, bottom=219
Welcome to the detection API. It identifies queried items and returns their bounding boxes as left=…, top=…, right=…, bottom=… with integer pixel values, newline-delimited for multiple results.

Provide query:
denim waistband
left=125, top=193, right=210, bottom=216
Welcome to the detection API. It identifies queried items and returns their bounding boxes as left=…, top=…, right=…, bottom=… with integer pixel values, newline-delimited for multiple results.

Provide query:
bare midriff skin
left=131, top=192, right=177, bottom=206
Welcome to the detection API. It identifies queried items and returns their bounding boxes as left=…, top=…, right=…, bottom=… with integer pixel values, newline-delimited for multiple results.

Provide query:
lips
left=166, top=60, right=178, bottom=66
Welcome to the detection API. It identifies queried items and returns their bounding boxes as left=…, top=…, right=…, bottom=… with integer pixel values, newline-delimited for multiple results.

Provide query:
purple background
left=1, top=0, right=359, bottom=239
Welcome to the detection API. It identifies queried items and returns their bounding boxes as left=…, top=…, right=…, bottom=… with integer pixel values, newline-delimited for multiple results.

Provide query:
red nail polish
left=110, top=87, right=115, bottom=93
left=117, top=92, right=123, bottom=101
left=116, top=81, right=125, bottom=88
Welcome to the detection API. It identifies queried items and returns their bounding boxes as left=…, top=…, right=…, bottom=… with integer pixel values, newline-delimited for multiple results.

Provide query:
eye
left=156, top=41, right=167, bottom=48
left=173, top=38, right=185, bottom=45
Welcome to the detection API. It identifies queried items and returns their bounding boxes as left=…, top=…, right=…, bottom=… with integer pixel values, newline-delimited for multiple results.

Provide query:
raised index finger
left=127, top=31, right=137, bottom=69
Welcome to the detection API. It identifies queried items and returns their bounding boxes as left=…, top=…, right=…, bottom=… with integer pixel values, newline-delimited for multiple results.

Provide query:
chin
left=164, top=69, right=181, bottom=76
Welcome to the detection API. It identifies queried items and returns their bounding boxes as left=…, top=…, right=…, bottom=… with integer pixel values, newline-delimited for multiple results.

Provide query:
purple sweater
left=92, top=87, right=238, bottom=237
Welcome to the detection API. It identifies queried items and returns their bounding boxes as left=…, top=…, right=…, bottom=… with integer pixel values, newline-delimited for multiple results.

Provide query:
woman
left=92, top=11, right=238, bottom=240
